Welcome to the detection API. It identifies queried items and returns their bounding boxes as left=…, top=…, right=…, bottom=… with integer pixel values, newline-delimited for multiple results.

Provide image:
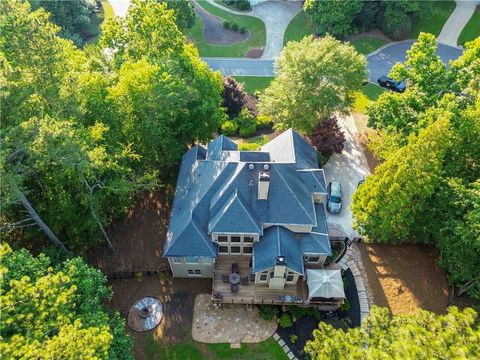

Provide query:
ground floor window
left=305, top=256, right=320, bottom=263
left=219, top=246, right=229, bottom=254
left=286, top=271, right=295, bottom=282
left=187, top=269, right=202, bottom=276
left=259, top=272, right=268, bottom=282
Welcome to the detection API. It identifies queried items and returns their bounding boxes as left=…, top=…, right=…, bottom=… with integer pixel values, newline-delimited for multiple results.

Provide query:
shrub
left=278, top=313, right=293, bottom=328
left=239, top=122, right=257, bottom=138
left=238, top=142, right=260, bottom=151
left=222, top=76, right=246, bottom=118
left=288, top=306, right=323, bottom=320
left=240, top=26, right=246, bottom=34
left=258, top=305, right=279, bottom=321
left=317, top=151, right=329, bottom=166
left=231, top=22, right=239, bottom=32
left=290, top=334, right=298, bottom=344
left=339, top=299, right=351, bottom=312
left=236, top=107, right=255, bottom=127
left=381, top=11, right=412, bottom=40
left=237, top=0, right=251, bottom=11
left=223, top=20, right=231, bottom=29
left=255, top=115, right=273, bottom=128
left=310, top=117, right=346, bottom=157
left=220, top=120, right=238, bottom=136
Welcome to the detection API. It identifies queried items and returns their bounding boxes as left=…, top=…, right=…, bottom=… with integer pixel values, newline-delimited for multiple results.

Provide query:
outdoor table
left=229, top=272, right=240, bottom=285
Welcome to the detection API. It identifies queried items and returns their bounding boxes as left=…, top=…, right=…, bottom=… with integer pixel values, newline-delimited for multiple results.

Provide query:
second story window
left=185, top=256, right=199, bottom=264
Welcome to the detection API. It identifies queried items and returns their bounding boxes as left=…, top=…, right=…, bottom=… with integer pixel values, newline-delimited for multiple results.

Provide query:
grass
left=458, top=7, right=480, bottom=45
left=353, top=84, right=385, bottom=114
left=186, top=1, right=266, bottom=57
left=410, top=1, right=456, bottom=39
left=238, top=135, right=271, bottom=151
left=214, top=0, right=250, bottom=12
left=234, top=76, right=274, bottom=94
left=283, top=11, right=315, bottom=45
left=145, top=336, right=288, bottom=360
left=349, top=36, right=389, bottom=55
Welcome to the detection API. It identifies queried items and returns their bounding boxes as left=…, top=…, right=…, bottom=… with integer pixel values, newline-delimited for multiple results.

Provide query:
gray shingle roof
left=297, top=169, right=327, bottom=194
left=253, top=226, right=304, bottom=274
left=300, top=233, right=332, bottom=255
left=163, top=129, right=330, bottom=260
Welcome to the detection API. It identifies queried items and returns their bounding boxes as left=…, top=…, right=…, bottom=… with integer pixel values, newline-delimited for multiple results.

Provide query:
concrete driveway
left=322, top=115, right=370, bottom=239
left=438, top=0, right=480, bottom=46
left=367, top=41, right=463, bottom=82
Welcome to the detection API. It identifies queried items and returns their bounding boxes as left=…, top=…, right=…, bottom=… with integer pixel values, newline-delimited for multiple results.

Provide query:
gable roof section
left=209, top=190, right=261, bottom=234
left=253, top=226, right=304, bottom=275
left=300, top=233, right=332, bottom=255
left=297, top=169, right=327, bottom=194
left=207, top=135, right=238, bottom=160
left=260, top=129, right=318, bottom=169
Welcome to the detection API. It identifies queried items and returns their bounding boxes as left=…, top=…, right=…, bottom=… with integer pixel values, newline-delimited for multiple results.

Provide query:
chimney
left=258, top=172, right=270, bottom=200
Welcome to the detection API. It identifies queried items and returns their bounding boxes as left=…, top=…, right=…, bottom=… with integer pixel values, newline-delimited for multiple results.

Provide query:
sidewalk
left=438, top=0, right=479, bottom=47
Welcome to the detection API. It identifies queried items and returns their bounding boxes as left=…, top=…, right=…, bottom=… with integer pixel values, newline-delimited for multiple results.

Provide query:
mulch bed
left=245, top=48, right=263, bottom=58
left=277, top=269, right=361, bottom=359
left=193, top=2, right=249, bottom=45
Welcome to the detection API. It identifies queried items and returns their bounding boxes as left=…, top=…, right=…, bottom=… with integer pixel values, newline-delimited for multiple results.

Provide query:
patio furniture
left=214, top=292, right=223, bottom=300
left=241, top=276, right=249, bottom=285
left=231, top=283, right=239, bottom=293
left=222, top=274, right=229, bottom=283
left=229, top=272, right=240, bottom=285
left=231, top=263, right=239, bottom=274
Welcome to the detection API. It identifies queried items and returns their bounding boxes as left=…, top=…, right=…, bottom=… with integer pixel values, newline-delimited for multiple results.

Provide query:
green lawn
left=349, top=36, right=389, bottom=55
left=234, top=76, right=274, bottom=94
left=283, top=11, right=315, bottom=45
left=238, top=135, right=271, bottom=151
left=186, top=1, right=266, bottom=57
left=458, top=8, right=480, bottom=45
left=353, top=84, right=385, bottom=114
left=145, top=336, right=288, bottom=360
left=410, top=1, right=456, bottom=39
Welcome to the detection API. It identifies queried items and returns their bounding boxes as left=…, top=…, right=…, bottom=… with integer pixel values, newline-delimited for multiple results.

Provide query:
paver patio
left=192, top=294, right=277, bottom=344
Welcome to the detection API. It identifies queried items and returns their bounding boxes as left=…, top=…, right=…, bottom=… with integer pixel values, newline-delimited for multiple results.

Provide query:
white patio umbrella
left=306, top=269, right=345, bottom=299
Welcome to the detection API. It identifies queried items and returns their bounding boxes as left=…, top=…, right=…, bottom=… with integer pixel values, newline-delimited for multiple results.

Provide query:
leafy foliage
left=353, top=36, right=480, bottom=298
left=259, top=35, right=366, bottom=134
left=221, top=120, right=239, bottom=136
left=222, top=76, right=246, bottom=118
left=158, top=0, right=195, bottom=32
left=29, top=0, right=97, bottom=46
left=305, top=306, right=480, bottom=359
left=310, top=117, right=346, bottom=157
left=304, top=0, right=363, bottom=37
left=235, top=108, right=257, bottom=138
left=278, top=313, right=293, bottom=328
left=258, top=305, right=280, bottom=321
left=0, top=244, right=133, bottom=359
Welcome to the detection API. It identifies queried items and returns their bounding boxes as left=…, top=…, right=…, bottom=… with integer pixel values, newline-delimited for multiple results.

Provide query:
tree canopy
left=353, top=36, right=480, bottom=298
left=305, top=306, right=480, bottom=360
left=0, top=243, right=133, bottom=359
left=1, top=0, right=224, bottom=253
left=259, top=35, right=366, bottom=134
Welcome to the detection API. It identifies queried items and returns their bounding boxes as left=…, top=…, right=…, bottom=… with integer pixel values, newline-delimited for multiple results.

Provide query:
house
left=163, top=129, right=345, bottom=307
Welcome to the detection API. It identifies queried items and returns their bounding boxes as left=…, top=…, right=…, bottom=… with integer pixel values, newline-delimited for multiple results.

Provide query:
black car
left=377, top=75, right=406, bottom=93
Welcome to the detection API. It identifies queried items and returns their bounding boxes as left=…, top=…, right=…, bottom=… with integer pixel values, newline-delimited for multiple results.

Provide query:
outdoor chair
left=241, top=276, right=249, bottom=285
left=222, top=274, right=229, bottom=283
left=231, top=283, right=239, bottom=293
left=231, top=263, right=239, bottom=274
left=214, top=292, right=223, bottom=300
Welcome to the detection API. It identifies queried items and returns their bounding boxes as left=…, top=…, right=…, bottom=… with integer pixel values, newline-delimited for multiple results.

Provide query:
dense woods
left=0, top=0, right=223, bottom=254
left=352, top=34, right=480, bottom=299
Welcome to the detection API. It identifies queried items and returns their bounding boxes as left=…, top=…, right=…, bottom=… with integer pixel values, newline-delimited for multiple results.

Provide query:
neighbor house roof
left=163, top=129, right=330, bottom=259
left=253, top=226, right=304, bottom=275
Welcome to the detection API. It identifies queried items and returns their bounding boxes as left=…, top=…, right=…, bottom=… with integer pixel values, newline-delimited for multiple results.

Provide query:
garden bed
left=276, top=269, right=361, bottom=359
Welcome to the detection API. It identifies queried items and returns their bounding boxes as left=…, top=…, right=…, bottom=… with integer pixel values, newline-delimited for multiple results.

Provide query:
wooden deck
left=212, top=255, right=308, bottom=305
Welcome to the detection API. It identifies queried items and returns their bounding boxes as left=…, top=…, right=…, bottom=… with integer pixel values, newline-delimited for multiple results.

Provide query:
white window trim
left=201, top=257, right=213, bottom=264
left=172, top=257, right=182, bottom=264
left=187, top=269, right=203, bottom=277
left=185, top=256, right=199, bottom=264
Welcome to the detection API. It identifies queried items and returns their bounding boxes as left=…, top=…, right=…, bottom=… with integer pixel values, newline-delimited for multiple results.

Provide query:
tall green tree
left=305, top=306, right=480, bottom=360
left=158, top=0, right=195, bottom=32
left=304, top=0, right=363, bottom=37
left=102, top=0, right=224, bottom=173
left=259, top=35, right=366, bottom=133
left=0, top=243, right=133, bottom=359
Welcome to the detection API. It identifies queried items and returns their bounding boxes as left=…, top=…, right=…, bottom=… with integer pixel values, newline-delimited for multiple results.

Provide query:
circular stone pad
left=128, top=297, right=163, bottom=332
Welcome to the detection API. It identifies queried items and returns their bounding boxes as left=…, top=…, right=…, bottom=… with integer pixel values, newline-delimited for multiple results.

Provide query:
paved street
left=203, top=58, right=275, bottom=76
left=204, top=41, right=463, bottom=80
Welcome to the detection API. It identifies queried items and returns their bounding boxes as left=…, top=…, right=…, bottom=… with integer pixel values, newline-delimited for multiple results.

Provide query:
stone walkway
left=204, top=0, right=302, bottom=59
left=438, top=0, right=479, bottom=47
left=273, top=332, right=298, bottom=360
left=192, top=294, right=277, bottom=345
left=336, top=243, right=373, bottom=323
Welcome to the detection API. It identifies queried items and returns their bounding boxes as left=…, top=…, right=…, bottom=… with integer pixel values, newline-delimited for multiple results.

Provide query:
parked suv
left=327, top=181, right=342, bottom=214
left=377, top=75, right=406, bottom=93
